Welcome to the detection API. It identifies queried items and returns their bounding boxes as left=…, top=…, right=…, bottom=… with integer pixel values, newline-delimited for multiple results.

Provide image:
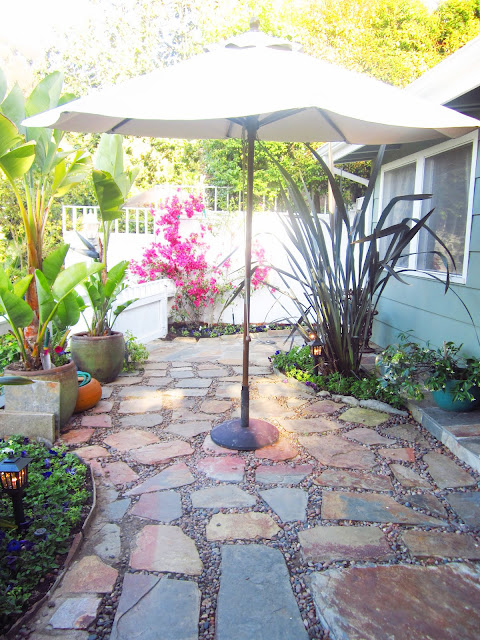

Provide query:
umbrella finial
left=249, top=16, right=260, bottom=32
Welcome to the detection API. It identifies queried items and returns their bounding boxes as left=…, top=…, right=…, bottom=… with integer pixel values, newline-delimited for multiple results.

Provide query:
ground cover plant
left=0, top=436, right=90, bottom=633
left=271, top=344, right=404, bottom=408
left=123, top=331, right=149, bottom=371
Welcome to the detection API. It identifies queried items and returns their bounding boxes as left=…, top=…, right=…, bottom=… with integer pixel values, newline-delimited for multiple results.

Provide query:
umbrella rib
left=258, top=109, right=306, bottom=127
left=314, top=108, right=348, bottom=142
left=108, top=118, right=133, bottom=134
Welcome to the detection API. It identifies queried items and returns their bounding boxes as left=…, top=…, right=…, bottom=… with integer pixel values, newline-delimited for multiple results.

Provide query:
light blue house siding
left=371, top=137, right=480, bottom=357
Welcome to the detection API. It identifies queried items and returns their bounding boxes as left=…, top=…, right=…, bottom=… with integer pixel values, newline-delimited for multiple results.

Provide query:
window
left=379, top=133, right=477, bottom=281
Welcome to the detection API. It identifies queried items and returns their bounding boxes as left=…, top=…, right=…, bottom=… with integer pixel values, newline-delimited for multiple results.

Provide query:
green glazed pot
left=4, top=360, right=78, bottom=428
left=71, top=331, right=125, bottom=384
left=432, top=380, right=480, bottom=412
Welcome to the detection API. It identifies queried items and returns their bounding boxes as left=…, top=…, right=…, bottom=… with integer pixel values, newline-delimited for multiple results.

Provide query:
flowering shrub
left=130, top=193, right=231, bottom=322
left=0, top=435, right=89, bottom=632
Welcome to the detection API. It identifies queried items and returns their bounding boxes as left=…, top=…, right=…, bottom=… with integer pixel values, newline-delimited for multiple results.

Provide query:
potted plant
left=0, top=70, right=98, bottom=426
left=69, top=134, right=138, bottom=383
left=378, top=333, right=480, bottom=411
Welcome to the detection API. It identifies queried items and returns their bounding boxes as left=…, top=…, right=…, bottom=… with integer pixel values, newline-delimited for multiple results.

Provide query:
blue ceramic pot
left=432, top=380, right=480, bottom=412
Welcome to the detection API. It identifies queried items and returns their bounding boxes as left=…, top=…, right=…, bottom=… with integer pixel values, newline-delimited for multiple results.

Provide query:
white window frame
left=378, top=131, right=478, bottom=285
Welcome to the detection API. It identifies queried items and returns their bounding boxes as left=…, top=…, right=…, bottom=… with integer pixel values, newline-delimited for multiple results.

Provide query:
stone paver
left=49, top=596, right=101, bottom=629
left=118, top=386, right=164, bottom=398
left=198, top=368, right=226, bottom=377
left=299, top=525, right=393, bottom=562
left=101, top=387, right=113, bottom=398
left=424, top=452, right=477, bottom=488
left=130, top=524, right=203, bottom=575
left=216, top=545, right=308, bottom=640
left=100, top=498, right=131, bottom=522
left=172, top=369, right=195, bottom=378
left=310, top=564, right=480, bottom=640
left=407, top=494, right=447, bottom=519
left=90, top=523, right=121, bottom=562
left=390, top=463, right=432, bottom=488
left=76, top=445, right=111, bottom=461
left=197, top=456, right=245, bottom=482
left=299, top=434, right=376, bottom=470
left=61, top=428, right=94, bottom=445
left=191, top=485, right=256, bottom=508
left=104, top=429, right=160, bottom=451
left=378, top=447, right=415, bottom=462
left=91, top=400, right=113, bottom=413
left=206, top=513, right=280, bottom=541
left=118, top=398, right=164, bottom=413
left=99, top=461, right=139, bottom=486
left=345, top=427, right=393, bottom=445
left=176, top=378, right=212, bottom=388
left=260, top=487, right=308, bottom=521
left=238, top=397, right=295, bottom=419
left=445, top=492, right=480, bottom=528
left=110, top=574, right=200, bottom=640
left=401, top=530, right=480, bottom=559
left=381, top=423, right=430, bottom=446
left=108, top=376, right=143, bottom=385
left=256, top=463, right=313, bottom=485
left=254, top=436, right=299, bottom=461
left=61, top=556, right=118, bottom=594
left=314, top=468, right=393, bottom=491
left=131, top=441, right=194, bottom=464
left=166, top=421, right=211, bottom=438
left=126, top=463, right=195, bottom=496
left=321, top=492, right=444, bottom=526
left=81, top=414, right=112, bottom=428
left=202, top=434, right=232, bottom=454
left=201, top=399, right=232, bottom=413
left=339, top=407, right=389, bottom=426
left=118, top=414, right=164, bottom=428
left=305, top=400, right=345, bottom=415
left=215, top=383, right=241, bottom=399
left=130, top=490, right=182, bottom=522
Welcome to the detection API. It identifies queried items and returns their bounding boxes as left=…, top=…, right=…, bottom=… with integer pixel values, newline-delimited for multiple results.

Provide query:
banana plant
left=0, top=69, right=92, bottom=367
left=0, top=244, right=103, bottom=369
left=79, top=259, right=137, bottom=336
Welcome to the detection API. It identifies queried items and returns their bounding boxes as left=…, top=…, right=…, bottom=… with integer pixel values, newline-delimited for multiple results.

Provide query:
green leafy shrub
left=0, top=334, right=20, bottom=372
left=123, top=331, right=149, bottom=372
left=271, top=345, right=404, bottom=408
left=0, top=435, right=90, bottom=632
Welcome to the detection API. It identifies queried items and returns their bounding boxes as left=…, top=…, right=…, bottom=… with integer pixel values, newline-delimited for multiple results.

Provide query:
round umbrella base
left=210, top=418, right=279, bottom=451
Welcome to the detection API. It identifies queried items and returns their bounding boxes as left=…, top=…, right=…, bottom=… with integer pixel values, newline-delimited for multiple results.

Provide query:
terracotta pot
left=4, top=360, right=78, bottom=429
left=70, top=331, right=125, bottom=383
left=74, top=377, right=102, bottom=413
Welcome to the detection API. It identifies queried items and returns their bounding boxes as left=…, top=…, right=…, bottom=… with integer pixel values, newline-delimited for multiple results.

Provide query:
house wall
left=371, top=136, right=480, bottom=357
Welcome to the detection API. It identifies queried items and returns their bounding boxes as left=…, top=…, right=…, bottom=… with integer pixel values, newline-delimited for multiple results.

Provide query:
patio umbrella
left=25, top=19, right=480, bottom=450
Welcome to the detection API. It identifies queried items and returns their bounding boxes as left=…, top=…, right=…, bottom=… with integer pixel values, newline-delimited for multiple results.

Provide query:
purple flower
left=42, top=471, right=52, bottom=479
left=21, top=450, right=27, bottom=457
left=23, top=437, right=29, bottom=444
left=48, top=449, right=58, bottom=456
left=274, top=350, right=280, bottom=355
left=65, top=468, right=77, bottom=476
left=44, top=458, right=51, bottom=468
left=6, top=539, right=21, bottom=552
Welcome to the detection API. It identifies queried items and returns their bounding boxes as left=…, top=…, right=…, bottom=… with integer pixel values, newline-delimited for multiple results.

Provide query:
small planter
left=70, top=332, right=125, bottom=383
left=3, top=360, right=78, bottom=429
left=431, top=381, right=480, bottom=412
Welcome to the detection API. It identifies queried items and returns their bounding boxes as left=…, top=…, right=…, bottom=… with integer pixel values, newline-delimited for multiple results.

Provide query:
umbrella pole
left=210, top=122, right=279, bottom=450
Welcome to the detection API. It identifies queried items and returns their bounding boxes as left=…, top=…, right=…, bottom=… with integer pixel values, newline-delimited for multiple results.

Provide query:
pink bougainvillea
left=130, top=193, right=272, bottom=322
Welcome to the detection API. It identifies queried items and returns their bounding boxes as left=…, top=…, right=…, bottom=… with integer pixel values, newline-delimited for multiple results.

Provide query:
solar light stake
left=0, top=452, right=31, bottom=529
left=309, top=337, right=323, bottom=375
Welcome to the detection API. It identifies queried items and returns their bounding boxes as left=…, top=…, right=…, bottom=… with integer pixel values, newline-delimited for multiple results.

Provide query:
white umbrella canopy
left=26, top=31, right=479, bottom=142
left=24, top=22, right=480, bottom=449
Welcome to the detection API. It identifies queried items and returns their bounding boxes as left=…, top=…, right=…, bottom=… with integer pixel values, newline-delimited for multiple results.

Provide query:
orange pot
left=74, top=377, right=102, bottom=413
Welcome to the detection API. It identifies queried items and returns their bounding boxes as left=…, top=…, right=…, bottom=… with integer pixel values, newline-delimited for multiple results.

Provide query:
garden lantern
left=309, top=337, right=323, bottom=375
left=0, top=452, right=31, bottom=528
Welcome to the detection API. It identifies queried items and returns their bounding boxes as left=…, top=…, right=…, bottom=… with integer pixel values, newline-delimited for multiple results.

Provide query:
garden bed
left=166, top=322, right=293, bottom=340
left=0, top=436, right=93, bottom=635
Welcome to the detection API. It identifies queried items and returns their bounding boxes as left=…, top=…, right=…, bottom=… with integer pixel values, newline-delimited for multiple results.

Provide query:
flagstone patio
left=15, top=333, right=480, bottom=640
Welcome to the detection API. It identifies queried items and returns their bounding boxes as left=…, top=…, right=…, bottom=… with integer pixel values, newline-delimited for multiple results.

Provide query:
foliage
left=168, top=322, right=287, bottom=338
left=0, top=333, right=20, bottom=371
left=0, top=245, right=103, bottom=368
left=0, top=70, right=93, bottom=368
left=270, top=344, right=404, bottom=408
left=123, top=331, right=149, bottom=372
left=437, top=0, right=480, bottom=56
left=0, top=435, right=89, bottom=632
left=130, top=193, right=232, bottom=323
left=267, top=144, right=455, bottom=377
left=378, top=332, right=480, bottom=403
left=75, top=134, right=138, bottom=336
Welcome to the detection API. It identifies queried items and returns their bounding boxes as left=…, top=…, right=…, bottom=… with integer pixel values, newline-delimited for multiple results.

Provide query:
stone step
left=216, top=544, right=308, bottom=640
